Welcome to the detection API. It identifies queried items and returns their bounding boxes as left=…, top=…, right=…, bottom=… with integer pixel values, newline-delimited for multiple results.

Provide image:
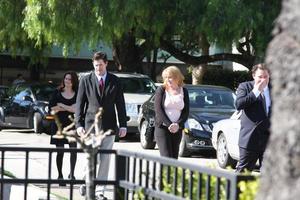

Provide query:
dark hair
left=58, top=71, right=79, bottom=92
left=251, top=63, right=269, bottom=74
left=17, top=74, right=22, bottom=78
left=93, top=51, right=108, bottom=63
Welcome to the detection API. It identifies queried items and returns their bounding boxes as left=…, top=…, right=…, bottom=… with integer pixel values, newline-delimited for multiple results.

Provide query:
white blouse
left=164, top=88, right=184, bottom=122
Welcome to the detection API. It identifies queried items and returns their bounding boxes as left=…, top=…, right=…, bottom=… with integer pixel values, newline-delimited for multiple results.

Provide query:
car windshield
left=188, top=88, right=236, bottom=109
left=31, top=84, right=56, bottom=101
left=120, top=77, right=156, bottom=94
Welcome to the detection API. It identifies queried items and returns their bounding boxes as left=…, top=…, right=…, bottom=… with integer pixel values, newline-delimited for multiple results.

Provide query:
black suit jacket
left=235, top=81, right=271, bottom=151
left=154, top=86, right=189, bottom=129
left=75, top=72, right=127, bottom=134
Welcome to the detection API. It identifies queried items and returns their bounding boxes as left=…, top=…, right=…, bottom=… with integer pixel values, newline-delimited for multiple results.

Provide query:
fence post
left=115, top=154, right=126, bottom=200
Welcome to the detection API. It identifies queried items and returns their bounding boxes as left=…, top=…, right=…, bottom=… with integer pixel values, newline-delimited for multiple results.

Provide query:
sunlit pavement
left=0, top=129, right=219, bottom=199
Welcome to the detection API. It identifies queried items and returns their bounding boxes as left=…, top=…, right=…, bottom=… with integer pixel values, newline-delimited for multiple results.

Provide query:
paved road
left=0, top=129, right=218, bottom=199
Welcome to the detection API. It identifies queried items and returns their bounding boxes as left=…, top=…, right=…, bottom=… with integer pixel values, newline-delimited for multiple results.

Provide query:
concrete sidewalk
left=0, top=130, right=115, bottom=200
left=2, top=182, right=58, bottom=200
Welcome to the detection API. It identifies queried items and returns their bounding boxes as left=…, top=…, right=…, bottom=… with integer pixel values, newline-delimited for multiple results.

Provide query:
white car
left=212, top=110, right=242, bottom=168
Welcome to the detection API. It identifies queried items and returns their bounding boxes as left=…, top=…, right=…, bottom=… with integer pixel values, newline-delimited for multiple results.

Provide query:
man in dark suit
left=235, top=63, right=271, bottom=172
left=75, top=51, right=127, bottom=198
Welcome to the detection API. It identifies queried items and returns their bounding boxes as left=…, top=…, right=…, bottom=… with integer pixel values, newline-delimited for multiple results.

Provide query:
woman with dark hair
left=49, top=71, right=79, bottom=185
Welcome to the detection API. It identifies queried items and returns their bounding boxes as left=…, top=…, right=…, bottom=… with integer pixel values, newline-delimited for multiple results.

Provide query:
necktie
left=260, top=92, right=267, bottom=114
left=99, top=78, right=104, bottom=94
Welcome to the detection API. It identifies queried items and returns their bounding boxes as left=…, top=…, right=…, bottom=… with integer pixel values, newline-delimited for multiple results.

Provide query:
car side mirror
left=126, top=116, right=130, bottom=122
left=23, top=96, right=33, bottom=102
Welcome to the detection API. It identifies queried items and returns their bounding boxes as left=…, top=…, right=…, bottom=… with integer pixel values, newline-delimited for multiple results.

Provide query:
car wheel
left=140, top=120, right=156, bottom=149
left=179, top=134, right=191, bottom=157
left=33, top=112, right=43, bottom=134
left=217, top=132, right=237, bottom=169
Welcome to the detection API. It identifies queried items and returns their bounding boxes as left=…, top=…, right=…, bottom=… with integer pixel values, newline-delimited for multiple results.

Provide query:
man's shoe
left=79, top=184, right=86, bottom=196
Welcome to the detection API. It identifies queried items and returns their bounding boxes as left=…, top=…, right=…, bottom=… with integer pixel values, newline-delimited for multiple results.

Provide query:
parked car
left=212, top=110, right=241, bottom=168
left=0, top=85, right=9, bottom=103
left=0, top=82, right=56, bottom=133
left=116, top=72, right=156, bottom=133
left=78, top=71, right=157, bottom=134
left=138, top=84, right=236, bottom=157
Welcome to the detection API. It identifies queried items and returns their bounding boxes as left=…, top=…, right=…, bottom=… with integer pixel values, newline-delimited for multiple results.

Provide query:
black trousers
left=235, top=147, right=264, bottom=172
left=154, top=126, right=182, bottom=159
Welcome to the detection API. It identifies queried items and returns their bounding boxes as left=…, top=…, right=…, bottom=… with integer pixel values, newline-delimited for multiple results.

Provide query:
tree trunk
left=191, top=33, right=210, bottom=84
left=257, top=0, right=300, bottom=199
left=85, top=148, right=96, bottom=200
left=112, top=32, right=143, bottom=73
left=151, top=48, right=158, bottom=81
left=29, top=64, right=40, bottom=81
left=192, top=65, right=206, bottom=85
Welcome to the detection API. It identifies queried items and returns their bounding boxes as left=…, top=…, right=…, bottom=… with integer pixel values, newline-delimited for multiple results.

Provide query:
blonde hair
left=162, top=66, right=185, bottom=88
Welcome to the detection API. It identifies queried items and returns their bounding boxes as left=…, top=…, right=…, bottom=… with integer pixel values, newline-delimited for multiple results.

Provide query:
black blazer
left=235, top=81, right=271, bottom=151
left=154, top=86, right=189, bottom=129
left=75, top=72, right=127, bottom=134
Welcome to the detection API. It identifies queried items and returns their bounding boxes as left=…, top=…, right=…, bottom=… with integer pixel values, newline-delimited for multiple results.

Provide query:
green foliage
left=201, top=69, right=252, bottom=90
left=160, top=166, right=228, bottom=200
left=158, top=165, right=258, bottom=200
left=0, top=0, right=281, bottom=67
left=239, top=179, right=259, bottom=200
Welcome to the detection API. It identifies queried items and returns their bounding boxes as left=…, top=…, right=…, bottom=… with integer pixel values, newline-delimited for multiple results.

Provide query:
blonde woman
left=154, top=66, right=189, bottom=159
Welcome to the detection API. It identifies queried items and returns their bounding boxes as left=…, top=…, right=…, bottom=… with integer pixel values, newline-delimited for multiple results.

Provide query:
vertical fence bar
left=152, top=161, right=156, bottom=190
left=197, top=173, right=203, bottom=200
left=188, top=170, right=193, bottom=200
left=167, top=165, right=171, bottom=184
left=69, top=149, right=75, bottom=200
left=226, top=179, right=231, bottom=200
left=125, top=156, right=129, bottom=200
left=230, top=176, right=238, bottom=200
left=145, top=160, right=150, bottom=200
left=116, top=154, right=126, bottom=200
left=181, top=168, right=186, bottom=197
left=215, top=177, right=221, bottom=200
left=24, top=151, right=29, bottom=200
left=205, top=175, right=211, bottom=200
left=1, top=151, right=5, bottom=200
left=139, top=159, right=143, bottom=187
left=159, top=163, right=163, bottom=191
left=47, top=151, right=53, bottom=200
left=132, top=157, right=136, bottom=198
left=173, top=167, right=178, bottom=195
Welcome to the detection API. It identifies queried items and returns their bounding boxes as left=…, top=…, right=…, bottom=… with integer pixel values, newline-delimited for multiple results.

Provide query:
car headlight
left=185, top=118, right=212, bottom=132
left=125, top=103, right=138, bottom=116
left=202, top=124, right=212, bottom=132
left=44, top=105, right=49, bottom=113
left=185, top=118, right=203, bottom=131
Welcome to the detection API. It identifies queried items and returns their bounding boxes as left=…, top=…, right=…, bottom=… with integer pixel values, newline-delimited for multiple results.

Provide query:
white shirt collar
left=95, top=72, right=107, bottom=82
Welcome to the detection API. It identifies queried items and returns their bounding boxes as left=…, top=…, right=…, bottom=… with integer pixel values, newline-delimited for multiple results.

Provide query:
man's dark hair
left=251, top=63, right=269, bottom=74
left=93, top=51, right=108, bottom=63
left=17, top=74, right=22, bottom=78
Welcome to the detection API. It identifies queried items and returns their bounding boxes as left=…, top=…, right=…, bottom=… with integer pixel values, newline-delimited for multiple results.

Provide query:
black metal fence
left=0, top=147, right=256, bottom=200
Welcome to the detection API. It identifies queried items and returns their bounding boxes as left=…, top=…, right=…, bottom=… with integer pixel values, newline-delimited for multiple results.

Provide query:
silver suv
left=114, top=72, right=156, bottom=133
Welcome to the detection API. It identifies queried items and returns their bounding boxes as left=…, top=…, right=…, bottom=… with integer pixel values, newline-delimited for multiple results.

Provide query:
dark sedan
left=0, top=82, right=56, bottom=133
left=138, top=84, right=236, bottom=157
left=0, top=85, right=9, bottom=103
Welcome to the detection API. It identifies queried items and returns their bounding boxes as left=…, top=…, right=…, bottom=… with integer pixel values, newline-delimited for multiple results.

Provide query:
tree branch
left=160, top=38, right=256, bottom=69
